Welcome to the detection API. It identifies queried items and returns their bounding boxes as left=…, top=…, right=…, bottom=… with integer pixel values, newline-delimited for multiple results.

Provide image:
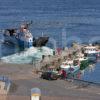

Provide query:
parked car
left=41, top=71, right=60, bottom=80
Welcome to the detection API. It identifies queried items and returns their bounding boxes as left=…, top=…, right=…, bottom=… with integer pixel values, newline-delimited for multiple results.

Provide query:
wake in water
left=1, top=46, right=54, bottom=64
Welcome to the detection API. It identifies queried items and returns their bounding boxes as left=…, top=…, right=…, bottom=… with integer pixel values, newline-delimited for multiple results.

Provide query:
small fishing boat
left=60, top=60, right=80, bottom=79
left=75, top=52, right=88, bottom=62
left=60, top=59, right=79, bottom=70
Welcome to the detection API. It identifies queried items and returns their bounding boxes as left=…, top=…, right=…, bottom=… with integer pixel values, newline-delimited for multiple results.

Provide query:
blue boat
left=3, top=22, right=49, bottom=49
left=3, top=23, right=33, bottom=48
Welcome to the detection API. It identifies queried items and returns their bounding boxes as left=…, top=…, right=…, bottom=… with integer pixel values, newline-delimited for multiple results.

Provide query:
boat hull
left=4, top=35, right=33, bottom=48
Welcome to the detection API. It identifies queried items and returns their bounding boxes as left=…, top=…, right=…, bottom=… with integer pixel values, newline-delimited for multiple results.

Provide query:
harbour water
left=0, top=0, right=100, bottom=82
left=81, top=62, right=100, bottom=83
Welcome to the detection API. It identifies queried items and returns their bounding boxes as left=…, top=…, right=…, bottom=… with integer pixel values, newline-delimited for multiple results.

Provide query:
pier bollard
left=53, top=50, right=55, bottom=55
left=31, top=88, right=41, bottom=100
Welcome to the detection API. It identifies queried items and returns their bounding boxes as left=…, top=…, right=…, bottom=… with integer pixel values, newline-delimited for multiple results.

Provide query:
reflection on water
left=88, top=64, right=95, bottom=72
left=81, top=61, right=100, bottom=83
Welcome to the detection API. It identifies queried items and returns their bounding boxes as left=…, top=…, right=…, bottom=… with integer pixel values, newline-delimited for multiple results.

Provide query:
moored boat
left=60, top=59, right=79, bottom=71
left=3, top=23, right=33, bottom=48
left=75, top=52, right=88, bottom=62
left=60, top=59, right=80, bottom=79
left=83, top=44, right=98, bottom=54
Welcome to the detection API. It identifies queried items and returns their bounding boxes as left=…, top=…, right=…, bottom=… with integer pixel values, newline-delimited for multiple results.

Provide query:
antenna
left=42, top=32, right=44, bottom=37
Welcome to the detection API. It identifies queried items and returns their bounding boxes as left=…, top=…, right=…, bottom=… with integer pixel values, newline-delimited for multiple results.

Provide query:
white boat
left=84, top=44, right=97, bottom=54
left=60, top=60, right=80, bottom=75
left=60, top=60, right=79, bottom=70
left=75, top=52, right=88, bottom=62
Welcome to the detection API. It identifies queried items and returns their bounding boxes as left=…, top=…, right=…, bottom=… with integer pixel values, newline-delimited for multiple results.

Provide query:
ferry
left=83, top=44, right=98, bottom=54
left=2, top=22, right=49, bottom=48
left=83, top=44, right=99, bottom=62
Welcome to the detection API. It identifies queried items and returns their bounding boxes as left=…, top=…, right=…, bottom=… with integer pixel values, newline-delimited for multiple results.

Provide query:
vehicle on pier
left=41, top=66, right=61, bottom=80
